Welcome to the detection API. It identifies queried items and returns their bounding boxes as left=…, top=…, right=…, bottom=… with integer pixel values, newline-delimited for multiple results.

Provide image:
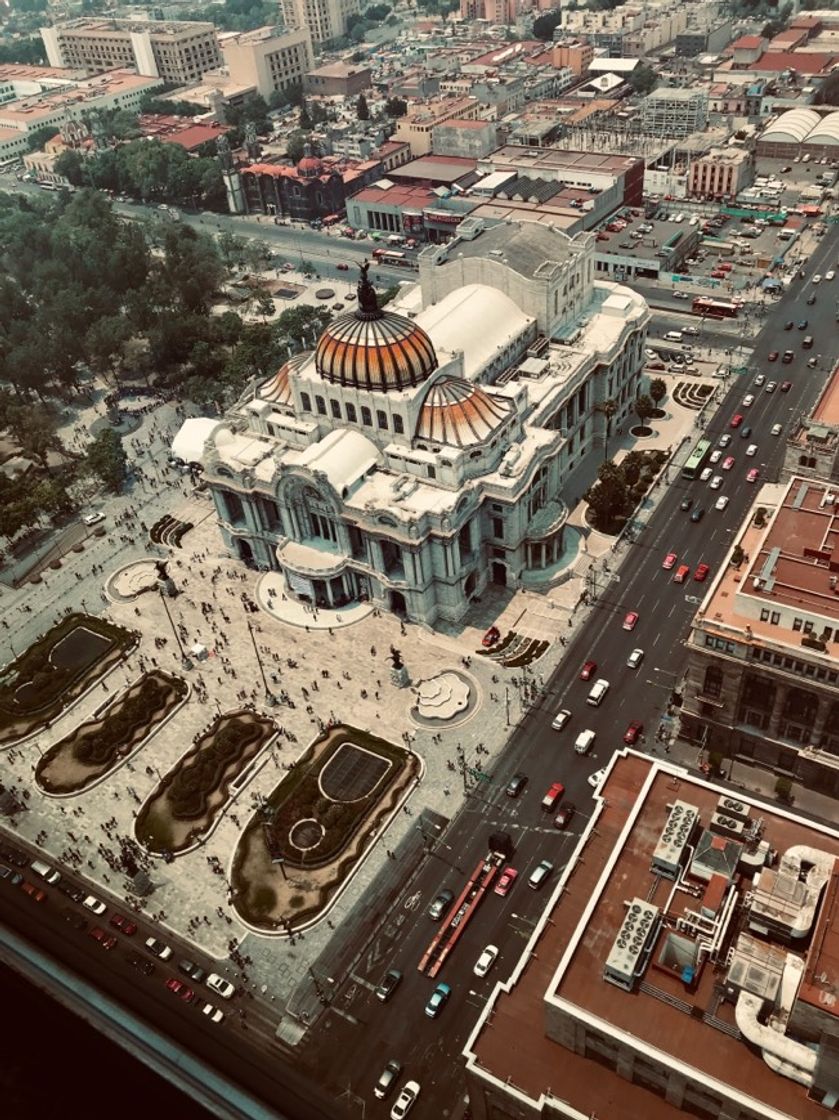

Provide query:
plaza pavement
left=0, top=348, right=800, bottom=1040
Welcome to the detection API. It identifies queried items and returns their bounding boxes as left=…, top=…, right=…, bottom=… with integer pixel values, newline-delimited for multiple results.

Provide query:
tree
left=634, top=394, right=655, bottom=431
left=585, top=463, right=630, bottom=530
left=364, top=2, right=391, bottom=18
left=299, top=104, right=313, bottom=131
left=86, top=429, right=127, bottom=492
left=385, top=96, right=407, bottom=118
left=26, top=125, right=60, bottom=153
left=648, top=378, right=667, bottom=407
left=594, top=398, right=618, bottom=460
left=629, top=64, right=658, bottom=96
left=0, top=37, right=47, bottom=65
left=532, top=10, right=562, bottom=40
left=356, top=92, right=370, bottom=121
left=6, top=404, right=60, bottom=469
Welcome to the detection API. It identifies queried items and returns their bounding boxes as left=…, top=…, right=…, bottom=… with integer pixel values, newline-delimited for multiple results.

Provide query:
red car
left=554, top=803, right=575, bottom=830
left=623, top=611, right=639, bottom=631
left=89, top=926, right=118, bottom=950
left=110, top=912, right=137, bottom=936
left=781, top=381, right=792, bottom=392
left=662, top=552, right=678, bottom=570
left=542, top=782, right=565, bottom=812
left=482, top=625, right=500, bottom=648
left=623, top=720, right=643, bottom=745
left=165, top=977, right=195, bottom=1002
left=494, top=866, right=518, bottom=897
left=747, top=468, right=760, bottom=483
left=730, top=414, right=744, bottom=429
left=580, top=660, right=597, bottom=681
left=768, top=351, right=779, bottom=362
left=20, top=881, right=46, bottom=903
left=336, top=262, right=350, bottom=271
left=694, top=563, right=711, bottom=582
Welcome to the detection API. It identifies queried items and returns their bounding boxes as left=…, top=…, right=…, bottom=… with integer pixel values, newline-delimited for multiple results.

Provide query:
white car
left=812, top=274, right=822, bottom=285
left=645, top=349, right=659, bottom=361
left=742, top=394, right=754, bottom=407
left=201, top=1002, right=224, bottom=1023
left=82, top=512, right=105, bottom=526
left=826, top=270, right=835, bottom=281
left=771, top=423, right=783, bottom=436
left=718, top=434, right=732, bottom=448
left=765, top=381, right=776, bottom=393
left=474, top=945, right=499, bottom=977
left=627, top=648, right=644, bottom=669
left=551, top=708, right=571, bottom=731
left=144, top=937, right=172, bottom=960
left=82, top=894, right=106, bottom=915
left=709, top=449, right=722, bottom=464
left=673, top=290, right=689, bottom=300
left=587, top=768, right=607, bottom=790
left=390, top=1081, right=420, bottom=1120
left=206, top=973, right=235, bottom=1000
left=753, top=374, right=765, bottom=386
left=709, top=475, right=723, bottom=490
left=714, top=495, right=730, bottom=511
left=682, top=325, right=700, bottom=335
left=746, top=443, right=758, bottom=457
left=699, top=467, right=713, bottom=482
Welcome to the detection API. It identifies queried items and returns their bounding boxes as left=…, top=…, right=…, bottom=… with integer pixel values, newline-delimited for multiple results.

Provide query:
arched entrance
left=237, top=539, right=255, bottom=567
left=491, top=562, right=507, bottom=587
left=390, top=591, right=407, bottom=616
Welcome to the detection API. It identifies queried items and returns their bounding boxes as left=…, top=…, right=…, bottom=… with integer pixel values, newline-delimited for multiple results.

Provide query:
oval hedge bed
left=135, top=710, right=276, bottom=856
left=0, top=613, right=137, bottom=745
left=35, top=670, right=188, bottom=794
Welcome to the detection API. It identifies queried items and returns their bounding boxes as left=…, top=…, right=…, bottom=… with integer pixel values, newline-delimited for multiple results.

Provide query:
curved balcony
left=276, top=538, right=349, bottom=580
left=525, top=499, right=568, bottom=543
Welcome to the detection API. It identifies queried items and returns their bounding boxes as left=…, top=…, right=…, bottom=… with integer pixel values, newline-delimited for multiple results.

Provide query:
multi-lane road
left=306, top=226, right=839, bottom=1116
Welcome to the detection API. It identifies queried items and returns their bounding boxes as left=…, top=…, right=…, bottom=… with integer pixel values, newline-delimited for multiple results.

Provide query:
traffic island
left=0, top=613, right=137, bottom=745
left=230, top=724, right=418, bottom=933
left=134, top=709, right=277, bottom=856
left=34, top=670, right=188, bottom=794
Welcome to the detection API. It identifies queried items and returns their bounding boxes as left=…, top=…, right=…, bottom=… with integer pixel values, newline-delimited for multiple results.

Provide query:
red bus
left=692, top=296, right=740, bottom=319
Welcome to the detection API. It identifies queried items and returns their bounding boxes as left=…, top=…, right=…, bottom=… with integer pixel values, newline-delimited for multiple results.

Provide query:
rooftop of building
left=0, top=69, right=159, bottom=124
left=810, top=363, right=839, bottom=427
left=697, top=475, right=839, bottom=648
left=305, top=61, right=370, bottom=78
left=218, top=24, right=305, bottom=46
left=398, top=95, right=477, bottom=123
left=732, top=35, right=766, bottom=50
left=486, top=143, right=642, bottom=174
left=49, top=16, right=215, bottom=34
left=467, top=751, right=839, bottom=1120
left=741, top=50, right=838, bottom=73
left=643, top=85, right=709, bottom=102
left=0, top=63, right=87, bottom=82
left=392, top=154, right=478, bottom=184
left=150, top=119, right=232, bottom=151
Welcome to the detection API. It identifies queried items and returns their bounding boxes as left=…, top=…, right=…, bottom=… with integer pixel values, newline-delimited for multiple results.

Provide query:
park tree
left=356, top=92, right=370, bottom=121
left=532, top=10, right=562, bottom=40
left=634, top=394, right=655, bottom=430
left=585, top=462, right=630, bottom=529
left=594, top=397, right=618, bottom=460
left=649, top=378, right=667, bottom=407
left=86, top=429, right=127, bottom=492
left=26, top=125, right=60, bottom=153
left=629, top=64, right=658, bottom=96
left=385, top=96, right=408, bottom=118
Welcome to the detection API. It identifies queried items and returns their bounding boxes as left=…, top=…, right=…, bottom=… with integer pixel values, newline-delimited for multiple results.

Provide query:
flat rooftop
left=811, top=363, right=839, bottom=427
left=486, top=144, right=641, bottom=176
left=467, top=752, right=839, bottom=1119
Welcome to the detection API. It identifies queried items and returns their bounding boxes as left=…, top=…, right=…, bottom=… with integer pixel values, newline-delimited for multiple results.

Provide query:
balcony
left=525, top=499, right=568, bottom=542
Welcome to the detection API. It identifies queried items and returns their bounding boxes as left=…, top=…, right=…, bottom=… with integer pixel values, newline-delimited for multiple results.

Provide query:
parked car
left=528, top=859, right=554, bottom=890
left=89, top=926, right=117, bottom=950
left=201, top=1002, right=224, bottom=1024
left=551, top=709, right=571, bottom=731
left=424, top=982, right=451, bottom=1019
left=623, top=720, right=643, bottom=745
left=179, top=959, right=207, bottom=983
left=145, top=936, right=172, bottom=960
left=580, top=660, right=597, bottom=681
left=474, top=945, right=499, bottom=977
left=82, top=894, right=106, bottom=915
left=694, top=563, right=711, bottom=582
left=20, top=881, right=46, bottom=903
left=390, top=1080, right=420, bottom=1120
left=82, top=512, right=105, bottom=526
left=554, top=803, right=575, bottom=830
left=165, top=977, right=195, bottom=1002
left=482, top=625, right=500, bottom=648
left=747, top=468, right=760, bottom=483
left=505, top=772, right=527, bottom=798
left=109, top=912, right=137, bottom=936
left=374, top=1059, right=403, bottom=1101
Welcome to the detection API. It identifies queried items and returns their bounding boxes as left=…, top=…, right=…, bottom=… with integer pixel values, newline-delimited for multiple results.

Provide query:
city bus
left=692, top=296, right=740, bottom=319
left=372, top=248, right=418, bottom=269
left=682, top=438, right=712, bottom=480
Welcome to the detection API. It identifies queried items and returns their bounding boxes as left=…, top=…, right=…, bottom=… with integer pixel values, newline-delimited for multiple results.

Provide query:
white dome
left=761, top=108, right=820, bottom=143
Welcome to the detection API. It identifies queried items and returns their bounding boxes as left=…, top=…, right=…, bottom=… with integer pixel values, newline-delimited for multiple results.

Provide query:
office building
left=40, top=18, right=221, bottom=84
left=280, top=0, right=361, bottom=48
left=221, top=26, right=314, bottom=101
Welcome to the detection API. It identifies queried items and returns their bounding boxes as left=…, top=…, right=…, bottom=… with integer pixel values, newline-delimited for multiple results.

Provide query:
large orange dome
left=314, top=264, right=437, bottom=393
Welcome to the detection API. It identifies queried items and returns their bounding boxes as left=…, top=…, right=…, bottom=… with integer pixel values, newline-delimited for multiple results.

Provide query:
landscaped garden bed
left=35, top=670, right=188, bottom=794
left=585, top=448, right=668, bottom=535
left=135, top=709, right=277, bottom=855
left=231, top=724, right=417, bottom=931
left=0, top=613, right=137, bottom=745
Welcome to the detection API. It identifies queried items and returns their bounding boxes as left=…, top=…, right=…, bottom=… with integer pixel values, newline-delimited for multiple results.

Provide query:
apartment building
left=551, top=39, right=594, bottom=77
left=220, top=26, right=314, bottom=101
left=393, top=96, right=480, bottom=157
left=687, top=147, right=752, bottom=200
left=40, top=18, right=221, bottom=84
left=304, top=60, right=371, bottom=96
left=640, top=87, right=709, bottom=137
left=280, top=0, right=361, bottom=48
left=680, top=469, right=839, bottom=796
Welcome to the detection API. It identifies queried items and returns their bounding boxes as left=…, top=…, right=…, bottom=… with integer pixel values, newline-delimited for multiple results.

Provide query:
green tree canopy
left=356, top=92, right=370, bottom=121
left=26, top=125, right=60, bottom=153
left=532, top=10, right=562, bottom=40
left=385, top=96, right=408, bottom=118
left=629, top=65, right=659, bottom=96
left=648, top=378, right=667, bottom=405
left=86, top=429, right=127, bottom=493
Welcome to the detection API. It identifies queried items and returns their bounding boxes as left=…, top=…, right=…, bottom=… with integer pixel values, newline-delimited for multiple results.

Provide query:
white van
left=586, top=678, right=610, bottom=707
left=31, top=859, right=60, bottom=885
left=664, top=330, right=683, bottom=343
left=575, top=729, right=596, bottom=755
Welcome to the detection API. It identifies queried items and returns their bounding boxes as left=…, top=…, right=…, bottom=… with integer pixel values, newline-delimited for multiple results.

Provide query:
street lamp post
left=158, top=588, right=192, bottom=670
left=245, top=615, right=275, bottom=705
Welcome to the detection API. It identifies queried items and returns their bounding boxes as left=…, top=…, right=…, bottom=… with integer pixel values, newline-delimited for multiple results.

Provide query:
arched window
left=316, top=396, right=326, bottom=416
left=301, top=392, right=311, bottom=411
left=393, top=414, right=404, bottom=434
left=346, top=402, right=357, bottom=422
left=377, top=409, right=388, bottom=430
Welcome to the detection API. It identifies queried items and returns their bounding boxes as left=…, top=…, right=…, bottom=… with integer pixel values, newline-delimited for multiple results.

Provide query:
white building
left=181, top=222, right=648, bottom=626
left=280, top=0, right=361, bottom=48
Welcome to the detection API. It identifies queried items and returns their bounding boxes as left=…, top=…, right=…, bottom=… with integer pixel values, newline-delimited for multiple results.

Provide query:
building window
left=492, top=517, right=504, bottom=539
left=760, top=608, right=770, bottom=622
left=771, top=611, right=780, bottom=625
left=377, top=409, right=388, bottom=430
left=300, top=392, right=311, bottom=411
left=361, top=406, right=372, bottom=426
left=702, top=665, right=723, bottom=699
left=316, top=396, right=326, bottom=416
left=793, top=618, right=802, bottom=632
left=330, top=399, right=341, bottom=419
left=393, top=414, right=404, bottom=434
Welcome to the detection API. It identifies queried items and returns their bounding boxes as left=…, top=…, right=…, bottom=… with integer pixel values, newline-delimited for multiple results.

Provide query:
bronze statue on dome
left=357, top=259, right=381, bottom=317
